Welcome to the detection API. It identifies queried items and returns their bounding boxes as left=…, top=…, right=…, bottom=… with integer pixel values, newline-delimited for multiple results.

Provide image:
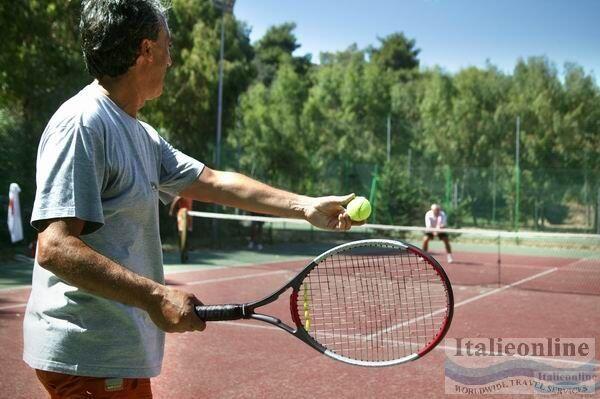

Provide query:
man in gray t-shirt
left=25, top=1, right=359, bottom=397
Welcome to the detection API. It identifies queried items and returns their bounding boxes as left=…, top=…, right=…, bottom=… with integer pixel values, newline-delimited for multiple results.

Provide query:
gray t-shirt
left=23, top=82, right=204, bottom=378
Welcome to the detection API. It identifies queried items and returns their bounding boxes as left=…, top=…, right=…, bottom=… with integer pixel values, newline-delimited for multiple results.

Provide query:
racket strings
left=298, top=245, right=449, bottom=364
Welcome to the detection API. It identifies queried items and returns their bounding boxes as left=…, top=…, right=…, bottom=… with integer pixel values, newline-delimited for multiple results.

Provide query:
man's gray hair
left=80, top=0, right=171, bottom=78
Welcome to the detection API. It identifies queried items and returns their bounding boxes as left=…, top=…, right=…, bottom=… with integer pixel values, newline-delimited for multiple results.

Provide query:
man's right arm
left=36, top=218, right=205, bottom=333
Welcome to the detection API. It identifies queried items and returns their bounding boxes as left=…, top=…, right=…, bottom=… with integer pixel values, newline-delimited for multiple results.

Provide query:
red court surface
left=1, top=251, right=599, bottom=398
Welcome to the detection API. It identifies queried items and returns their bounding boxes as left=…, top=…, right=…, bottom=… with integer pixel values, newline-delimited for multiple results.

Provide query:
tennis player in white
left=422, top=204, right=453, bottom=263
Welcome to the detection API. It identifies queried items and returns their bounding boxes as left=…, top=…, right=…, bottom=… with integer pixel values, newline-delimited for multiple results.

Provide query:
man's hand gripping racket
left=194, top=239, right=453, bottom=367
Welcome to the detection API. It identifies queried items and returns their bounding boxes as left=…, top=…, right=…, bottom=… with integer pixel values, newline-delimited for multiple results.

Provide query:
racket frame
left=195, top=238, right=454, bottom=367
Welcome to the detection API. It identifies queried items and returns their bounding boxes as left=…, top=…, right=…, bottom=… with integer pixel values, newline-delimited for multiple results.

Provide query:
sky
left=235, top=0, right=600, bottom=80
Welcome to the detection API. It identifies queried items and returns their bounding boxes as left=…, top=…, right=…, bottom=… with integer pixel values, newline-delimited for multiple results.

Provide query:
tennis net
left=183, top=211, right=600, bottom=296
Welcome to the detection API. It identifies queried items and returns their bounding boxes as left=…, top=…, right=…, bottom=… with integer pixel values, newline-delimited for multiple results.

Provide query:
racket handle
left=195, top=304, right=245, bottom=321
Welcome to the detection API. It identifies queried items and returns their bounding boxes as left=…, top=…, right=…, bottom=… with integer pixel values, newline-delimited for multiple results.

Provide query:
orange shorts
left=36, top=369, right=153, bottom=399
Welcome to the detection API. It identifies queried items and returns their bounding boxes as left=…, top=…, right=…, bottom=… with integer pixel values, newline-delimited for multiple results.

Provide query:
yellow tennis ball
left=346, top=196, right=372, bottom=221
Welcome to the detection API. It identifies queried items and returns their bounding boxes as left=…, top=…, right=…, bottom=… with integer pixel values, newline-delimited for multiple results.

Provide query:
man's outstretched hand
left=303, top=193, right=365, bottom=231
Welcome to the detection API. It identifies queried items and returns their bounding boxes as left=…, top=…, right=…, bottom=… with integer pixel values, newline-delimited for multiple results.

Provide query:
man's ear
left=136, top=38, right=154, bottom=66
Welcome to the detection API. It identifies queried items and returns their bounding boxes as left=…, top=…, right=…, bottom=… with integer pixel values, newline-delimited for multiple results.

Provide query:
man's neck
left=96, top=75, right=145, bottom=118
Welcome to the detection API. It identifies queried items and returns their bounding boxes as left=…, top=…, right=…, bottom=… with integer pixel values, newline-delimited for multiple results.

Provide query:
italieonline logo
left=445, top=338, right=598, bottom=395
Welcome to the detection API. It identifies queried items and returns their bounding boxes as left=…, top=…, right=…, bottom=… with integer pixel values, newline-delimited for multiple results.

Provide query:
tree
left=418, top=68, right=457, bottom=165
left=507, top=57, right=566, bottom=227
left=561, top=63, right=600, bottom=172
left=0, top=1, right=88, bottom=226
left=143, top=0, right=255, bottom=165
left=304, top=47, right=384, bottom=174
left=228, top=62, right=314, bottom=192
left=376, top=160, right=430, bottom=226
left=0, top=1, right=87, bottom=119
left=253, top=22, right=311, bottom=86
left=560, top=63, right=600, bottom=229
left=370, top=32, right=420, bottom=72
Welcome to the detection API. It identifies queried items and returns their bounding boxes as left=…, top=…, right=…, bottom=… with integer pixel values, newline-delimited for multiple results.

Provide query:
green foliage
left=544, top=203, right=569, bottom=224
left=370, top=32, right=420, bottom=71
left=0, top=1, right=87, bottom=120
left=255, top=22, right=300, bottom=63
left=253, top=22, right=311, bottom=86
left=0, top=110, right=28, bottom=193
left=0, top=0, right=88, bottom=226
left=375, top=161, right=430, bottom=226
left=1, top=4, right=598, bottom=233
left=302, top=46, right=389, bottom=166
left=143, top=0, right=255, bottom=163
left=228, top=62, right=313, bottom=192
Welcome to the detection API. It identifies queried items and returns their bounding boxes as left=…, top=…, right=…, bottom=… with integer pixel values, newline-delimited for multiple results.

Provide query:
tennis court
left=1, top=214, right=599, bottom=398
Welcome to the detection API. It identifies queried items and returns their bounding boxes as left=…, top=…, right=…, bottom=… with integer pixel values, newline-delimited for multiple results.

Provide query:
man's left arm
left=439, top=212, right=448, bottom=229
left=179, top=167, right=357, bottom=231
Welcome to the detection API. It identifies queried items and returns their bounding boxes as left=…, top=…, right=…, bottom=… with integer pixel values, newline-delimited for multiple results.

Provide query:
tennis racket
left=195, top=239, right=453, bottom=367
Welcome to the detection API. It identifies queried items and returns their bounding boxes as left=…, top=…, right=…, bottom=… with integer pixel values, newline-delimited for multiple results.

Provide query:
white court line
left=452, top=267, right=558, bottom=308
left=368, top=267, right=559, bottom=340
left=0, top=269, right=293, bottom=311
left=0, top=267, right=559, bottom=313
left=0, top=285, right=31, bottom=293
left=216, top=321, right=275, bottom=330
left=165, top=256, right=309, bottom=276
left=182, top=269, right=292, bottom=286
left=215, top=321, right=595, bottom=367
left=0, top=303, right=27, bottom=311
left=0, top=259, right=303, bottom=293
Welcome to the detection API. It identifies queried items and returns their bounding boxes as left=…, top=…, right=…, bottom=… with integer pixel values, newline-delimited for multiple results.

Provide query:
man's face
left=141, top=18, right=172, bottom=100
left=433, top=207, right=440, bottom=216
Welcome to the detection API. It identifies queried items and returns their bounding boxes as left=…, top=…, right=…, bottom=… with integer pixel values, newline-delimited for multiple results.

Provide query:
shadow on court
left=0, top=260, right=34, bottom=289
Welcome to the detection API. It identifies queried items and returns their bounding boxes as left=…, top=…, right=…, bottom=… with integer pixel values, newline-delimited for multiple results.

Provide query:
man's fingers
left=190, top=295, right=204, bottom=307
left=339, top=193, right=356, bottom=206
left=325, top=193, right=355, bottom=207
left=327, top=218, right=338, bottom=230
left=338, top=213, right=352, bottom=230
left=193, top=319, right=206, bottom=332
left=189, top=295, right=206, bottom=331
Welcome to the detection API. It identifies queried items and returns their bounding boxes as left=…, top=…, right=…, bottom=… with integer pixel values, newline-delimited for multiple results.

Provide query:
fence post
left=369, top=165, right=378, bottom=223
left=444, top=166, right=452, bottom=211
left=492, top=158, right=497, bottom=225
left=597, top=186, right=600, bottom=235
left=514, top=116, right=520, bottom=232
left=497, top=233, right=502, bottom=287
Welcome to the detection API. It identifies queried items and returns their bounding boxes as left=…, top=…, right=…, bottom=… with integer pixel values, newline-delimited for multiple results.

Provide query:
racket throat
left=251, top=313, right=296, bottom=334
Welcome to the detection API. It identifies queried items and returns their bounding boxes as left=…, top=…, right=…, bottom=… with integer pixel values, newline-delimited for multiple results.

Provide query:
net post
left=597, top=186, right=600, bottom=235
left=211, top=204, right=219, bottom=246
left=514, top=116, right=520, bottom=233
left=497, top=232, right=501, bottom=287
left=369, top=165, right=378, bottom=222
left=492, top=157, right=497, bottom=225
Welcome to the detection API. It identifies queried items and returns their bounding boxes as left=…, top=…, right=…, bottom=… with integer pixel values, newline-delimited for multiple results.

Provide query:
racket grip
left=194, top=304, right=245, bottom=321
